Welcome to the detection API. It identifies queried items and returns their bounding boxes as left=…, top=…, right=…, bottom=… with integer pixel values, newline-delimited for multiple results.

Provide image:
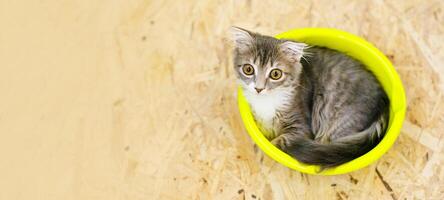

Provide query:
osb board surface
left=0, top=0, right=443, bottom=199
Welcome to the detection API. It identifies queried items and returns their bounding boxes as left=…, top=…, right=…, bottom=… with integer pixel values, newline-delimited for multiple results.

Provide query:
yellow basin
left=237, top=28, right=406, bottom=175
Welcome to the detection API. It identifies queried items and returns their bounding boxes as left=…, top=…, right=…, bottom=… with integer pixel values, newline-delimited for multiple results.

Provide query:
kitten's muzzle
left=255, top=88, right=264, bottom=93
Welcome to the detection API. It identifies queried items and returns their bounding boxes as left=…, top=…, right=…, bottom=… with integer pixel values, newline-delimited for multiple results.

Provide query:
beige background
left=1, top=0, right=443, bottom=199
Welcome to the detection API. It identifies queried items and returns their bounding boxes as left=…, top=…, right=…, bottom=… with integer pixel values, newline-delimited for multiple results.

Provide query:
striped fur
left=232, top=27, right=390, bottom=168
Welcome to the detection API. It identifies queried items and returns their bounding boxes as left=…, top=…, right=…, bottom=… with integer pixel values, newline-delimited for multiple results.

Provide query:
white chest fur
left=242, top=87, right=293, bottom=138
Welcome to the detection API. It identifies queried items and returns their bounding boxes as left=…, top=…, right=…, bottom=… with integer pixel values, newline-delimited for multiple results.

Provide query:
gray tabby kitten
left=232, top=27, right=389, bottom=168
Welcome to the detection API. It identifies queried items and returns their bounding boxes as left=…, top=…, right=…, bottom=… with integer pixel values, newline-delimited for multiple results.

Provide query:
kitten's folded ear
left=230, top=26, right=254, bottom=52
left=279, top=41, right=307, bottom=63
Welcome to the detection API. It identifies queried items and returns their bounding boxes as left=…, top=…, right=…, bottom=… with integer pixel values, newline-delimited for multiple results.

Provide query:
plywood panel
left=0, top=0, right=443, bottom=199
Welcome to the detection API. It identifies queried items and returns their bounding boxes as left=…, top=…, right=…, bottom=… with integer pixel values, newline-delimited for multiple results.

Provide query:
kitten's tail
left=283, top=108, right=389, bottom=169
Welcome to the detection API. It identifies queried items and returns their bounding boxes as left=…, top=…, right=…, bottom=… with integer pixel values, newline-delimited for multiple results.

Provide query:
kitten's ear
left=279, top=41, right=307, bottom=63
left=230, top=26, right=254, bottom=52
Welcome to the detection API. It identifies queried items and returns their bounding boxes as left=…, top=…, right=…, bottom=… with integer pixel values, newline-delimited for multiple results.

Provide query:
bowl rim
left=237, top=28, right=406, bottom=175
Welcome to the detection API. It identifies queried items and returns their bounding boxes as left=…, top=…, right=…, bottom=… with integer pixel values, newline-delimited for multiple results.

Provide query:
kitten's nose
left=255, top=88, right=264, bottom=93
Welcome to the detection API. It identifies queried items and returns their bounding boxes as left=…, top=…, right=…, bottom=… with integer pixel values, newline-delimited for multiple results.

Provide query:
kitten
left=232, top=27, right=389, bottom=168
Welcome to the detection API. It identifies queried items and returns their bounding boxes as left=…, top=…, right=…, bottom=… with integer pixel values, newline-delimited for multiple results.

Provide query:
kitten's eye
left=242, top=64, right=254, bottom=76
left=269, top=69, right=283, bottom=80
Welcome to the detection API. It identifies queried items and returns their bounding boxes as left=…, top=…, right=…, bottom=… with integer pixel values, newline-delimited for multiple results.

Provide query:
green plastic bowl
left=237, top=28, right=406, bottom=175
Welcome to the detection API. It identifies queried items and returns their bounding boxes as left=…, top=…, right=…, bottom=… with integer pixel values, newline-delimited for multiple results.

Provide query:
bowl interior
left=237, top=28, right=406, bottom=175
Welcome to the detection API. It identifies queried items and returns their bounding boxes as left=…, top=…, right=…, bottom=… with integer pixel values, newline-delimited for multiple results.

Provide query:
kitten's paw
left=271, top=135, right=287, bottom=150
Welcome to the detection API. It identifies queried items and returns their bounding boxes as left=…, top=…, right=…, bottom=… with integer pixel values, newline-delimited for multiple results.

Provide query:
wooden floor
left=1, top=0, right=443, bottom=199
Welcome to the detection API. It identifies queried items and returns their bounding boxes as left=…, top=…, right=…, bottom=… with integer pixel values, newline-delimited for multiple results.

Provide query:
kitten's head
left=231, top=27, right=307, bottom=95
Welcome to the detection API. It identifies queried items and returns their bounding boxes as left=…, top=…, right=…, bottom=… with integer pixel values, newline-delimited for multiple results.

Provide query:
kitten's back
left=303, top=46, right=389, bottom=142
left=282, top=46, right=388, bottom=167
left=277, top=46, right=390, bottom=168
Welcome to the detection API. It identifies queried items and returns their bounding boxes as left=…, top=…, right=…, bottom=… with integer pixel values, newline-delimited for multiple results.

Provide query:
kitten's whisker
left=301, top=55, right=311, bottom=65
left=294, top=84, right=311, bottom=92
